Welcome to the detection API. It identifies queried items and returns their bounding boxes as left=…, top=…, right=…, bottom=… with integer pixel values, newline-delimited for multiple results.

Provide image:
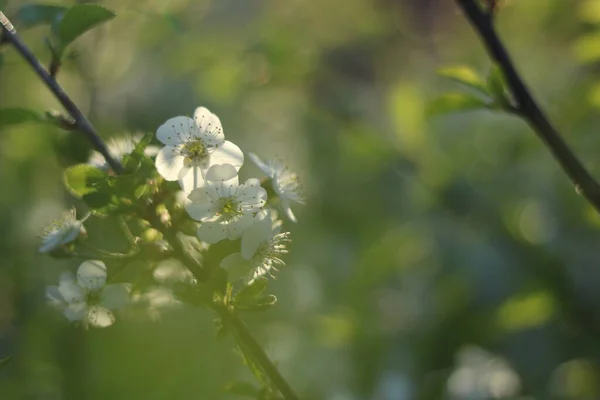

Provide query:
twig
left=454, top=0, right=600, bottom=215
left=0, top=11, right=123, bottom=173
left=230, top=314, right=300, bottom=400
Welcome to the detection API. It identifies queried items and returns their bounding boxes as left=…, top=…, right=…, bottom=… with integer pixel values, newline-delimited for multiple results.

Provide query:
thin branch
left=230, top=314, right=300, bottom=400
left=454, top=0, right=600, bottom=215
left=0, top=11, right=123, bottom=174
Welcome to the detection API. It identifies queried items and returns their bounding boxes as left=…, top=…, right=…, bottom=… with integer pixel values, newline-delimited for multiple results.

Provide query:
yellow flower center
left=218, top=197, right=241, bottom=220
left=182, top=140, right=208, bottom=161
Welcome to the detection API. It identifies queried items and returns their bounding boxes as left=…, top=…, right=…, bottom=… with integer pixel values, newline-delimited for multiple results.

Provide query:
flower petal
left=208, top=141, right=244, bottom=171
left=77, top=260, right=107, bottom=290
left=193, top=107, right=224, bottom=146
left=100, top=283, right=130, bottom=310
left=241, top=212, right=273, bottom=259
left=205, top=164, right=238, bottom=183
left=156, top=116, right=194, bottom=145
left=179, top=165, right=208, bottom=193
left=280, top=199, right=297, bottom=223
left=58, top=272, right=84, bottom=303
left=236, top=179, right=267, bottom=207
left=226, top=214, right=255, bottom=240
left=155, top=146, right=185, bottom=181
left=185, top=194, right=218, bottom=221
left=39, top=236, right=62, bottom=253
left=197, top=221, right=228, bottom=244
left=86, top=306, right=115, bottom=328
left=64, top=302, right=86, bottom=321
left=248, top=152, right=274, bottom=177
left=220, top=253, right=252, bottom=281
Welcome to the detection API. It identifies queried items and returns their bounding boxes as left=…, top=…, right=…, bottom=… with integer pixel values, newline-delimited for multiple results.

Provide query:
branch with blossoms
left=1, top=6, right=303, bottom=400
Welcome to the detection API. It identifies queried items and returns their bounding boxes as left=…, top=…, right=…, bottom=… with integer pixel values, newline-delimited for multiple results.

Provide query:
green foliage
left=0, top=108, right=43, bottom=126
left=427, top=93, right=489, bottom=115
left=51, top=4, right=115, bottom=58
left=486, top=66, right=508, bottom=105
left=63, top=164, right=107, bottom=197
left=437, top=65, right=488, bottom=97
left=13, top=4, right=66, bottom=29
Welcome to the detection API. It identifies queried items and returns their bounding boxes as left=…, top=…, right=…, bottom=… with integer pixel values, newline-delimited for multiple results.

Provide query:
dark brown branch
left=0, top=11, right=123, bottom=173
left=454, top=0, right=600, bottom=215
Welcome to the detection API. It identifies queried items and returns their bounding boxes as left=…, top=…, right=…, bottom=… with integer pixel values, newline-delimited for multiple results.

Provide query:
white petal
left=100, top=284, right=130, bottom=310
left=248, top=152, right=274, bottom=177
left=226, top=214, right=255, bottom=240
left=39, top=236, right=62, bottom=253
left=241, top=213, right=273, bottom=259
left=185, top=197, right=218, bottom=221
left=58, top=273, right=84, bottom=303
left=179, top=165, right=208, bottom=193
left=193, top=107, right=224, bottom=146
left=60, top=221, right=82, bottom=245
left=237, top=179, right=267, bottom=207
left=86, top=306, right=115, bottom=328
left=205, top=164, right=238, bottom=182
left=77, top=260, right=107, bottom=290
left=281, top=199, right=297, bottom=223
left=155, top=146, right=185, bottom=181
left=46, top=285, right=65, bottom=309
left=208, top=141, right=244, bottom=171
left=64, top=302, right=86, bottom=321
left=156, top=116, right=194, bottom=145
left=197, top=221, right=228, bottom=244
left=220, top=253, right=252, bottom=281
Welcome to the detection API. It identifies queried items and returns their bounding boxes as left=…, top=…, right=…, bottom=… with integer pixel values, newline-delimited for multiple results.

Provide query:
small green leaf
left=14, top=4, right=66, bottom=29
left=236, top=294, right=277, bottom=311
left=224, top=381, right=260, bottom=398
left=437, top=65, right=488, bottom=96
left=0, top=108, right=43, bottom=126
left=487, top=66, right=508, bottom=105
left=427, top=93, right=489, bottom=116
left=53, top=5, right=115, bottom=56
left=235, top=278, right=268, bottom=305
left=64, top=164, right=107, bottom=197
left=0, top=357, right=11, bottom=370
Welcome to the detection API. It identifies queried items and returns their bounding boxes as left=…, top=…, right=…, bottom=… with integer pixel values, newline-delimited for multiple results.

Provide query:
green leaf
left=53, top=5, right=115, bottom=56
left=0, top=108, right=43, bottom=126
left=224, top=381, right=260, bottom=398
left=437, top=65, right=488, bottom=96
left=235, top=278, right=268, bottom=305
left=14, top=4, right=66, bottom=29
left=82, top=191, right=112, bottom=209
left=487, top=66, right=508, bottom=105
left=236, top=294, right=277, bottom=311
left=427, top=93, right=489, bottom=116
left=0, top=357, right=11, bottom=370
left=64, top=164, right=107, bottom=197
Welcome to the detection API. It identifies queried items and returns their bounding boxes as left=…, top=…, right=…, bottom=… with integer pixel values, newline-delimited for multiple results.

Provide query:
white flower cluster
left=154, top=107, right=302, bottom=281
left=41, top=107, right=302, bottom=327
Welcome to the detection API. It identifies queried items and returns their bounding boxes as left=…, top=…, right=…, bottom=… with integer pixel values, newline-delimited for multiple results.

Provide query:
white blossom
left=39, top=209, right=86, bottom=253
left=88, top=133, right=159, bottom=170
left=154, top=107, right=244, bottom=193
left=48, top=260, right=130, bottom=328
left=248, top=153, right=304, bottom=222
left=186, top=164, right=267, bottom=244
left=221, top=210, right=290, bottom=282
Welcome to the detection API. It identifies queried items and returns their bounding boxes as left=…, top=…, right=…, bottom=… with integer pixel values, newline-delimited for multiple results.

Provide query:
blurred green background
left=4, top=0, right=600, bottom=398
